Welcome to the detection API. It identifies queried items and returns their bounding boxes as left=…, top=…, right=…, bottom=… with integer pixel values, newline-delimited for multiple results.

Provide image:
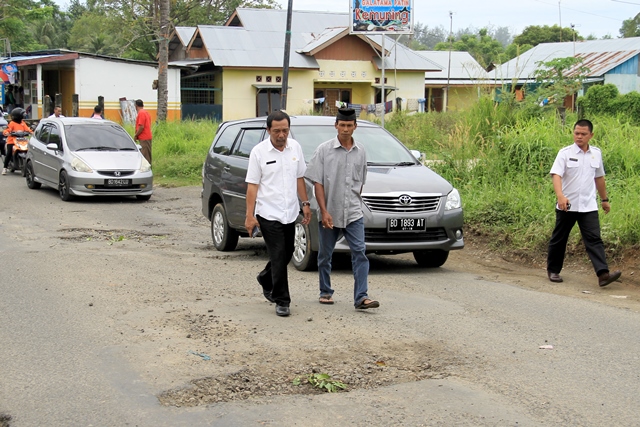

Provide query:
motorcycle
left=8, top=130, right=30, bottom=174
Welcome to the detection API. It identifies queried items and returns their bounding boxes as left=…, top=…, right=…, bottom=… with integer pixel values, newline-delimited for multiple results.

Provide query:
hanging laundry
left=375, top=103, right=384, bottom=117
left=384, top=101, right=393, bottom=114
left=314, top=97, right=325, bottom=104
left=348, top=103, right=362, bottom=117
left=407, top=99, right=419, bottom=112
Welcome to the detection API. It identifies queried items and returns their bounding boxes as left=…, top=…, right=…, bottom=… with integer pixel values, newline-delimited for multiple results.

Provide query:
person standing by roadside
left=91, top=105, right=103, bottom=119
left=134, top=99, right=152, bottom=164
left=245, top=111, right=312, bottom=317
left=547, top=119, right=622, bottom=287
left=48, top=106, right=64, bottom=118
left=305, top=108, right=379, bottom=310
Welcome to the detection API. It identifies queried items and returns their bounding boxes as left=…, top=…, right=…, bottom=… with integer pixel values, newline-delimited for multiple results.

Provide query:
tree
left=620, top=13, right=640, bottom=38
left=513, top=25, right=581, bottom=47
left=533, top=57, right=589, bottom=108
left=157, top=0, right=170, bottom=122
left=434, top=28, right=505, bottom=69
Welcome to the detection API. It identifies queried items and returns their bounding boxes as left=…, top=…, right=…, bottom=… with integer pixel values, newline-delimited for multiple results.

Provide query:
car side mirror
left=136, top=144, right=143, bottom=150
left=46, top=143, right=59, bottom=151
left=410, top=150, right=424, bottom=162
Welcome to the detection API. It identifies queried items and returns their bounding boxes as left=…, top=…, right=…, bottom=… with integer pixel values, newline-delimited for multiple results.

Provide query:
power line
left=533, top=0, right=629, bottom=22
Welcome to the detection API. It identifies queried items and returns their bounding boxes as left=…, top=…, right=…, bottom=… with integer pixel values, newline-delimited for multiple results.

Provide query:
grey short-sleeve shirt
left=305, top=137, right=367, bottom=228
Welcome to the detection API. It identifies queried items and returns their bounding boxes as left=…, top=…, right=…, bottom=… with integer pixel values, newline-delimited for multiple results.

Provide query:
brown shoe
left=547, top=271, right=563, bottom=283
left=598, top=270, right=621, bottom=287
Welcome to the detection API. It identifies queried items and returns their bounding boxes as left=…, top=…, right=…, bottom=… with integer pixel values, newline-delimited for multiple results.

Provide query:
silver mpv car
left=202, top=116, right=464, bottom=270
left=26, top=117, right=153, bottom=201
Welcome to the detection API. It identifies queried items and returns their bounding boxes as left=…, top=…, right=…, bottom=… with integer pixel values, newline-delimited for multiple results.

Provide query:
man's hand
left=602, top=201, right=611, bottom=214
left=245, top=215, right=259, bottom=235
left=557, top=195, right=570, bottom=211
left=301, top=206, right=311, bottom=225
left=321, top=211, right=333, bottom=229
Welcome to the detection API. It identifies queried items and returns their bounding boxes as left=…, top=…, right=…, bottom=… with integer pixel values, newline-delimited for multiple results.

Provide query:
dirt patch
left=158, top=340, right=457, bottom=407
left=0, top=414, right=11, bottom=427
left=58, top=228, right=169, bottom=244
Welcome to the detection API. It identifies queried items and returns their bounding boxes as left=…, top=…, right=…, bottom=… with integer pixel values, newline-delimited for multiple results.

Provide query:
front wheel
left=292, top=222, right=318, bottom=271
left=25, top=162, right=41, bottom=189
left=211, top=203, right=238, bottom=251
left=413, top=250, right=449, bottom=268
left=59, top=170, right=73, bottom=201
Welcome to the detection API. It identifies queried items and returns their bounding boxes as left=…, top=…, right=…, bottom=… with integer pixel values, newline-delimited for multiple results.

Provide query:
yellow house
left=169, top=8, right=441, bottom=121
left=415, top=51, right=495, bottom=112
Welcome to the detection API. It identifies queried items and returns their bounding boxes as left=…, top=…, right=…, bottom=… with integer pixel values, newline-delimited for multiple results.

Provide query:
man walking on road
left=134, top=99, right=152, bottom=165
left=245, top=111, right=312, bottom=317
left=305, top=108, right=379, bottom=310
left=547, top=119, right=621, bottom=287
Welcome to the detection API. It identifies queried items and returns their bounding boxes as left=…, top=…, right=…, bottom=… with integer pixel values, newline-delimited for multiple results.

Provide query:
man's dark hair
left=574, top=119, right=593, bottom=133
left=135, top=99, right=144, bottom=108
left=266, top=110, right=290, bottom=129
left=94, top=105, right=102, bottom=114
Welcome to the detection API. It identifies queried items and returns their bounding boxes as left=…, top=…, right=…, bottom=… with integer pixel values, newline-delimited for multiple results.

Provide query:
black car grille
left=97, top=170, right=135, bottom=177
left=362, top=195, right=441, bottom=213
left=364, top=227, right=448, bottom=243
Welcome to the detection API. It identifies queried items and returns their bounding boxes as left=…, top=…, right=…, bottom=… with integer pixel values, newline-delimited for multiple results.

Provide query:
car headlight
left=71, top=156, right=93, bottom=173
left=139, top=156, right=151, bottom=173
left=445, top=188, right=461, bottom=210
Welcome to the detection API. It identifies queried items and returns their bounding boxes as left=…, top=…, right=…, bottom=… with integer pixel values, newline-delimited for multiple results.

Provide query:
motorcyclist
left=2, top=108, right=32, bottom=175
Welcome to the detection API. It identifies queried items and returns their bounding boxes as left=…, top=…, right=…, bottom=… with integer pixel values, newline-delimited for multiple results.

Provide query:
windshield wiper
left=119, top=147, right=136, bottom=151
left=367, top=162, right=395, bottom=166
left=76, top=146, right=118, bottom=151
left=394, top=162, right=417, bottom=166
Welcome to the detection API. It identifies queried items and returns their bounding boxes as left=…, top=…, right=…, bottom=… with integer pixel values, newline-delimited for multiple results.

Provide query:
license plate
left=387, top=218, right=426, bottom=232
left=105, top=179, right=131, bottom=187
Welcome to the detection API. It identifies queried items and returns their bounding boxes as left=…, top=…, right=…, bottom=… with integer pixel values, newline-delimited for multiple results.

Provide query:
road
left=0, top=173, right=638, bottom=426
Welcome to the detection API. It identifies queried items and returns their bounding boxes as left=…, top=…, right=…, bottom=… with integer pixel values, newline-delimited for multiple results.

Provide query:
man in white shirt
left=245, top=111, right=312, bottom=317
left=547, top=119, right=621, bottom=287
left=48, top=106, right=64, bottom=118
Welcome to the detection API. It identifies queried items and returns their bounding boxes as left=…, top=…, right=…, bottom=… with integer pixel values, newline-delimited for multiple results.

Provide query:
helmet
left=10, top=107, right=25, bottom=122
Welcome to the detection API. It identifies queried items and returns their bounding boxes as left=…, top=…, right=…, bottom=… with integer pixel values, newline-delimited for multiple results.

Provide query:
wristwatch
left=601, top=198, right=609, bottom=203
left=301, top=201, right=311, bottom=207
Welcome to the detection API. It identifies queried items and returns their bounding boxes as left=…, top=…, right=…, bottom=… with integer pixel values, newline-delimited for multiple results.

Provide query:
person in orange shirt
left=134, top=99, right=152, bottom=165
left=2, top=108, right=32, bottom=175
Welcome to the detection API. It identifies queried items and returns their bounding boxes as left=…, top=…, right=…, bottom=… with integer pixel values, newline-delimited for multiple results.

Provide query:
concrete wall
left=74, top=57, right=181, bottom=121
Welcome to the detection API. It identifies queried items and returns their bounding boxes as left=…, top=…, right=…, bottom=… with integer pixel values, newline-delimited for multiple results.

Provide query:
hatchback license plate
left=387, top=218, right=426, bottom=232
left=105, top=178, right=131, bottom=187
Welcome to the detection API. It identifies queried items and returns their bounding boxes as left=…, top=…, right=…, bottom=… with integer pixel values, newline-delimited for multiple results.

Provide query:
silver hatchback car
left=202, top=116, right=464, bottom=270
left=26, top=117, right=153, bottom=201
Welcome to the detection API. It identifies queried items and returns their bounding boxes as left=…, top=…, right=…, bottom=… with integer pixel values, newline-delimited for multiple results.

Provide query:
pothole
left=157, top=341, right=458, bottom=407
left=58, top=228, right=168, bottom=243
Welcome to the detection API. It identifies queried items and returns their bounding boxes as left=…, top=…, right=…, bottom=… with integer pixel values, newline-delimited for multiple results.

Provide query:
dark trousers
left=547, top=210, right=609, bottom=276
left=257, top=215, right=295, bottom=307
left=3, top=143, right=13, bottom=168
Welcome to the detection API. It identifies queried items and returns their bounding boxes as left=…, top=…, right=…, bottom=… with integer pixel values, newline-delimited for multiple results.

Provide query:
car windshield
left=64, top=124, right=138, bottom=152
left=290, top=124, right=417, bottom=165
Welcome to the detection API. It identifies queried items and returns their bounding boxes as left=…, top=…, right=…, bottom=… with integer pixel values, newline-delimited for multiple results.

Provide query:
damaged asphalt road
left=0, top=178, right=639, bottom=426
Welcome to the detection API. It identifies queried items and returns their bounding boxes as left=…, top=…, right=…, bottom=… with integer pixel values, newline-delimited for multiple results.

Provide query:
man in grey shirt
left=305, top=108, right=379, bottom=309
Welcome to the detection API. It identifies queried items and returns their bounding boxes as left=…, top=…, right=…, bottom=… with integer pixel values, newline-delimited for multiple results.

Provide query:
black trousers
left=547, top=210, right=609, bottom=276
left=257, top=215, right=295, bottom=307
left=3, top=143, right=13, bottom=168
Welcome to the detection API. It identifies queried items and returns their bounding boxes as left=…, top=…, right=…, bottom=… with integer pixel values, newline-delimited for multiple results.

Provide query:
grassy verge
left=148, top=101, right=640, bottom=259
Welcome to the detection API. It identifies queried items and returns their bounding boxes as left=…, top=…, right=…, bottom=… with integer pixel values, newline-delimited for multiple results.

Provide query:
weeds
left=293, top=373, right=347, bottom=393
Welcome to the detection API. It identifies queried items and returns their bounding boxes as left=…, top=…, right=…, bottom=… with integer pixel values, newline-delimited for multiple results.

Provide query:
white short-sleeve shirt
left=246, top=138, right=306, bottom=224
left=550, top=143, right=605, bottom=213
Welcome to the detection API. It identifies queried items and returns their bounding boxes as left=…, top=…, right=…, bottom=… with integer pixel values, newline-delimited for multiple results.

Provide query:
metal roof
left=175, top=27, right=196, bottom=46
left=175, top=9, right=438, bottom=71
left=491, top=37, right=640, bottom=82
left=414, top=51, right=490, bottom=81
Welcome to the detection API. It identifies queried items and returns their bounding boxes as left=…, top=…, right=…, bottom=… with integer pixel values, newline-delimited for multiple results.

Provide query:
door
left=40, top=124, right=64, bottom=185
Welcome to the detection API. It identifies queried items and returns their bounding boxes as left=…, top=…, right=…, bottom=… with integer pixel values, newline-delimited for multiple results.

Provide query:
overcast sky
left=273, top=0, right=640, bottom=38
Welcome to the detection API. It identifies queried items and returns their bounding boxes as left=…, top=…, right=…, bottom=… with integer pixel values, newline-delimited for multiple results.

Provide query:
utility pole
left=280, top=0, right=293, bottom=111
left=445, top=11, right=453, bottom=113
left=559, top=0, right=563, bottom=42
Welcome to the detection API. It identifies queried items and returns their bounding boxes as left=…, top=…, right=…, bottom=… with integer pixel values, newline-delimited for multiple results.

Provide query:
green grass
left=148, top=101, right=640, bottom=259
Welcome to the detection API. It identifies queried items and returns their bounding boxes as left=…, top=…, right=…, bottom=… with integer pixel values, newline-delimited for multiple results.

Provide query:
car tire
left=25, top=162, right=41, bottom=189
left=292, top=221, right=318, bottom=271
left=413, top=249, right=449, bottom=268
left=211, top=203, right=238, bottom=251
left=136, top=194, right=152, bottom=201
left=59, top=170, right=73, bottom=201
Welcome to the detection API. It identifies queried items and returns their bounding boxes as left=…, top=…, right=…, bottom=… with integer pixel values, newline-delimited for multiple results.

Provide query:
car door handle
left=223, top=166, right=231, bottom=171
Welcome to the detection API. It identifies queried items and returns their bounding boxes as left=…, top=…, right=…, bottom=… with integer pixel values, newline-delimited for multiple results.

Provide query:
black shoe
left=275, top=305, right=290, bottom=317
left=547, top=271, right=563, bottom=283
left=257, top=274, right=275, bottom=303
left=598, top=270, right=621, bottom=287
